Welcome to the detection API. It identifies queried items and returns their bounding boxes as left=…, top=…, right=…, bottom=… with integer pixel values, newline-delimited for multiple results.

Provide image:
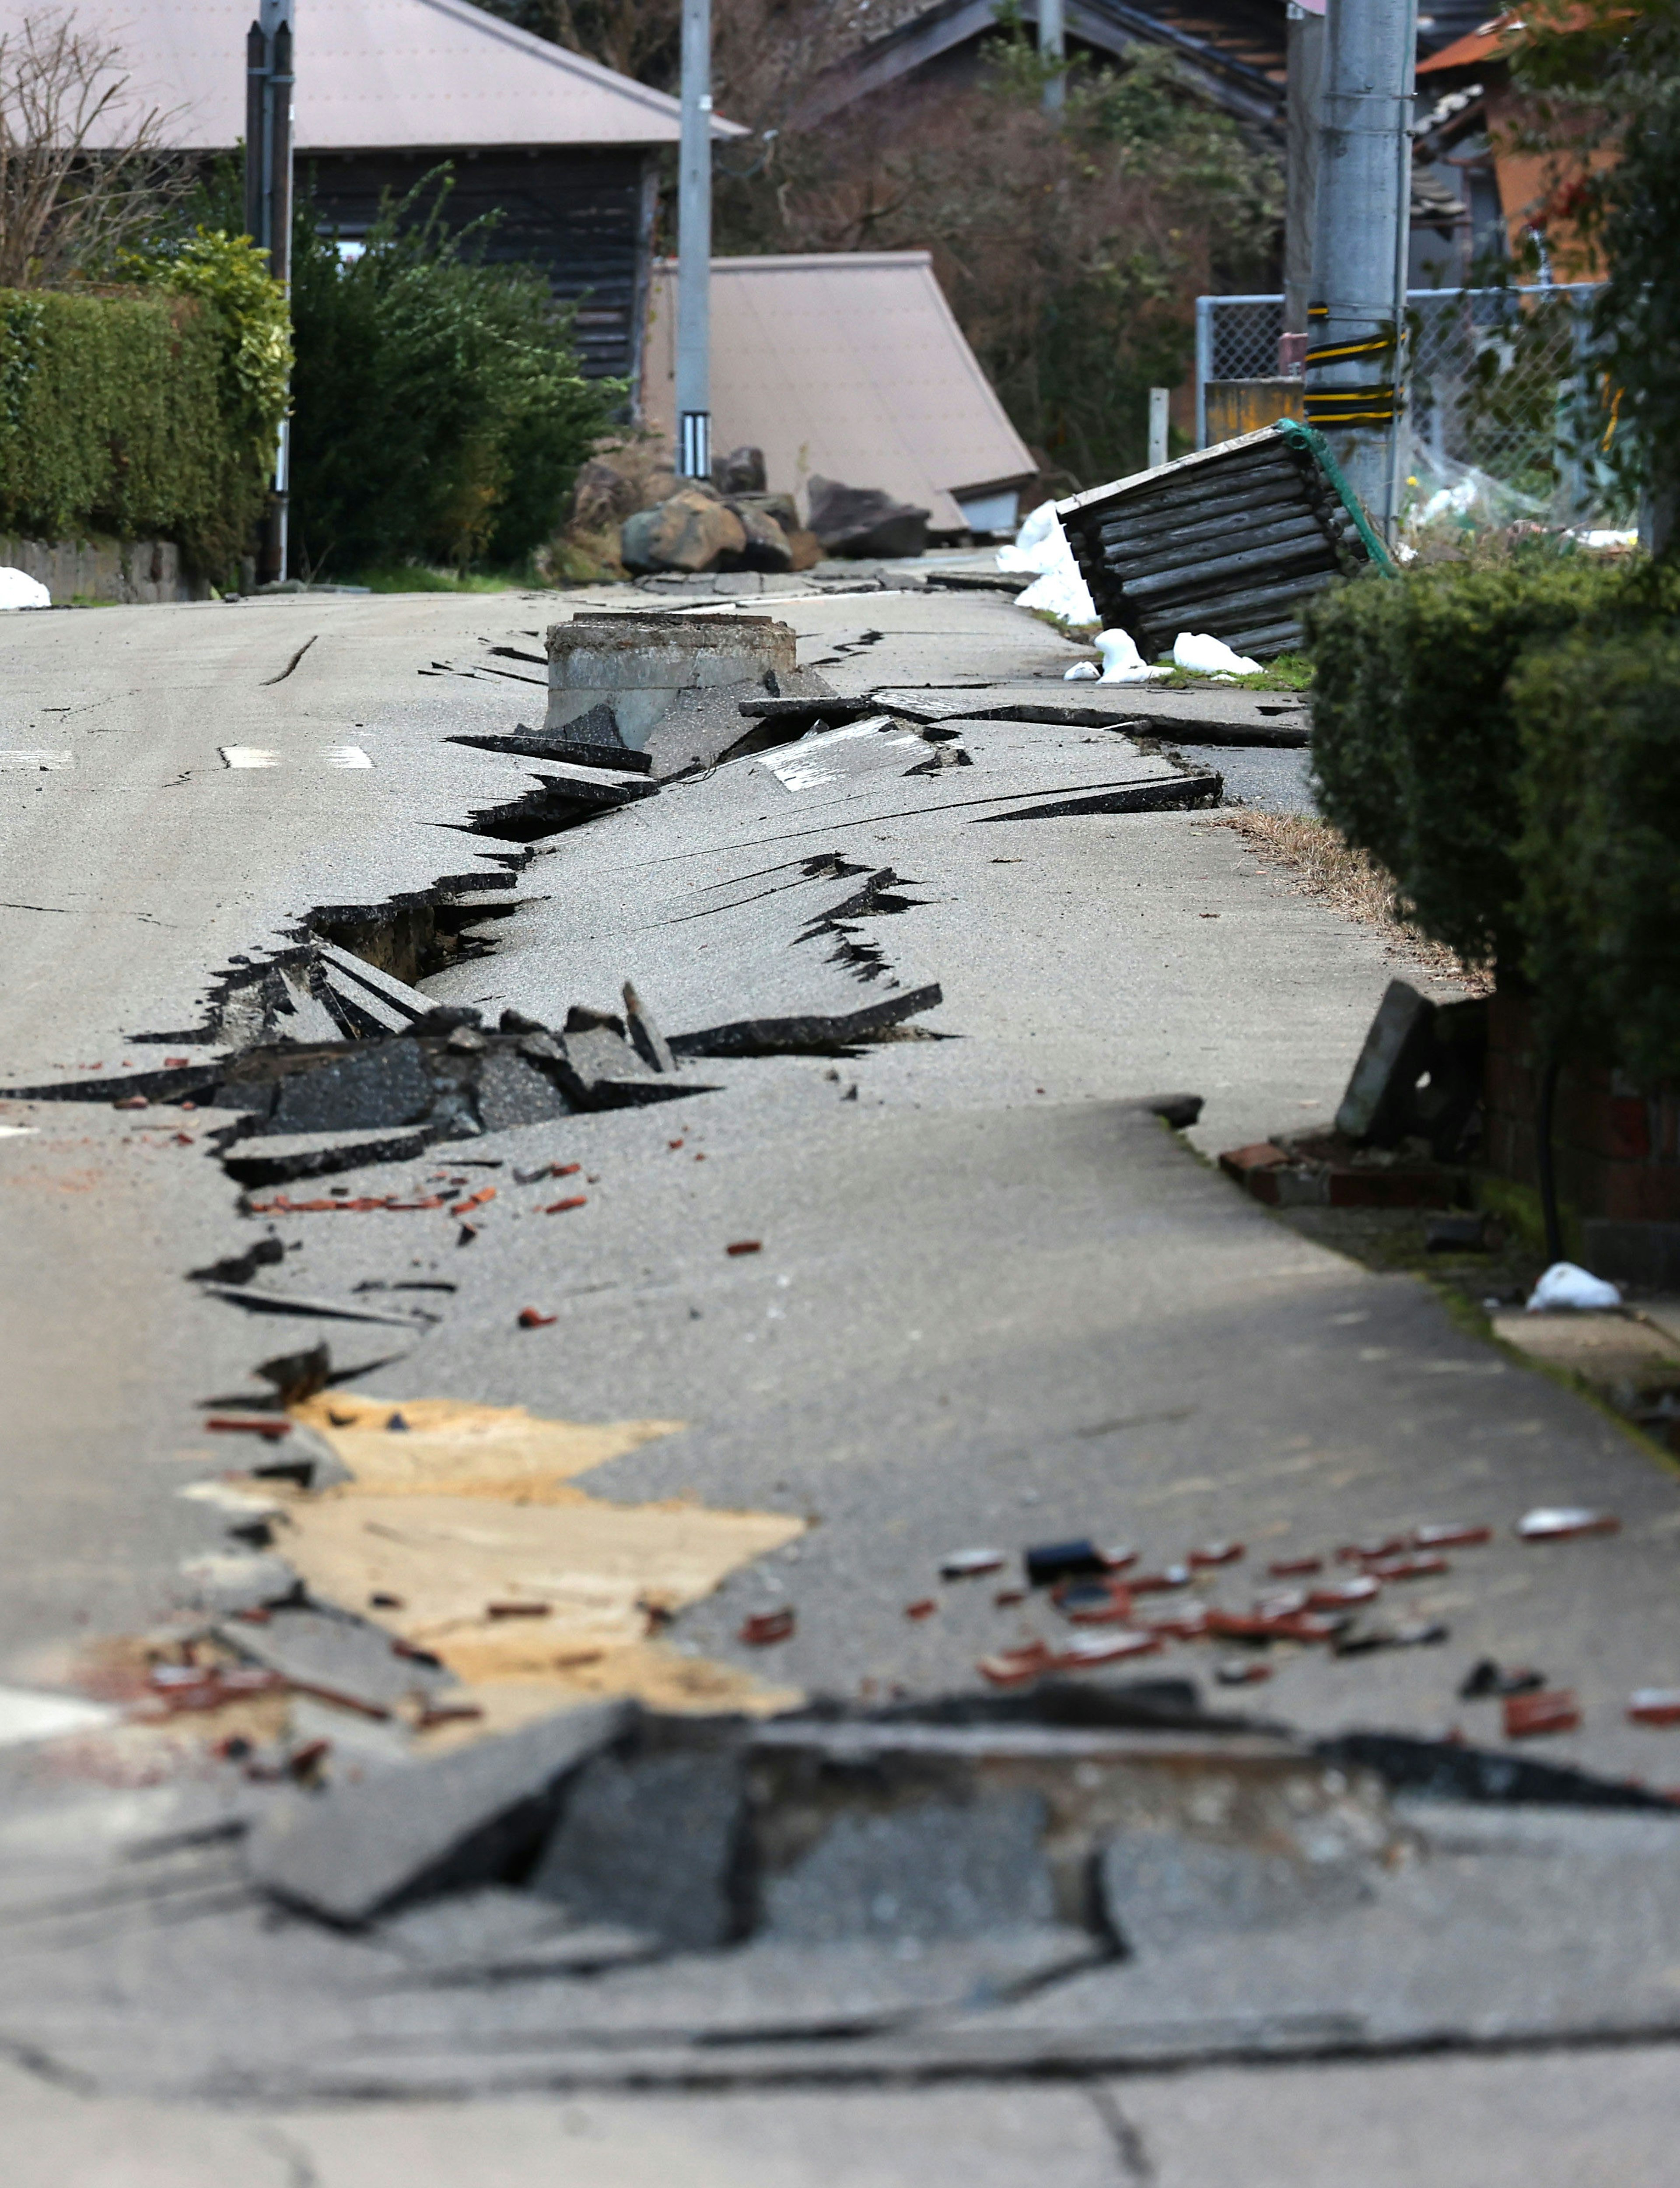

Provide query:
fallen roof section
left=641, top=253, right=1036, bottom=535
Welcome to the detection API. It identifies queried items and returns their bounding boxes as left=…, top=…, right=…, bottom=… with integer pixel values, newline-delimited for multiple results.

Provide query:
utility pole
left=676, top=0, right=711, bottom=480
left=1039, top=0, right=1066, bottom=113
left=246, top=1, right=294, bottom=584
left=1305, top=0, right=1417, bottom=532
left=1281, top=0, right=1326, bottom=370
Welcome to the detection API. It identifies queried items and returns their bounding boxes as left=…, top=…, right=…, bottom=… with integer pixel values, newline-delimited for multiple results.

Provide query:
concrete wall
left=0, top=536, right=212, bottom=605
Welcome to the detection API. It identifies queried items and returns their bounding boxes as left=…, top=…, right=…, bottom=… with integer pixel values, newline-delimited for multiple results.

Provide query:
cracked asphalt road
left=3, top=575, right=1678, bottom=2177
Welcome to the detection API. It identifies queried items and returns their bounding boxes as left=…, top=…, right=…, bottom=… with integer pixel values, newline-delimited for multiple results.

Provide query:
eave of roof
left=10, top=0, right=745, bottom=153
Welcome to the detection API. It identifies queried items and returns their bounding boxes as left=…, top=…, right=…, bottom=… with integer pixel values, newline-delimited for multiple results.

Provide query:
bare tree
left=0, top=11, right=183, bottom=288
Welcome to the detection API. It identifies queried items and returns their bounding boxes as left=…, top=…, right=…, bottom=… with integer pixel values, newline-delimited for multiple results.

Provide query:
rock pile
left=557, top=436, right=933, bottom=578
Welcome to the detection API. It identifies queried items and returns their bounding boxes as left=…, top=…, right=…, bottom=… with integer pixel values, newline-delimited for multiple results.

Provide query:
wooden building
left=26, top=0, right=742, bottom=382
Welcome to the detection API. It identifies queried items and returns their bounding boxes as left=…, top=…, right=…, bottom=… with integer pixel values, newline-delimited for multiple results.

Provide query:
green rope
left=1275, top=415, right=1397, bottom=577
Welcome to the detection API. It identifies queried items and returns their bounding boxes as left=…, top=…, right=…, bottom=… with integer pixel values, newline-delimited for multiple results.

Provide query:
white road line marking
left=220, top=746, right=281, bottom=768
left=0, top=1126, right=39, bottom=1137
left=0, top=1685, right=116, bottom=1748
left=0, top=750, right=73, bottom=768
left=322, top=745, right=372, bottom=768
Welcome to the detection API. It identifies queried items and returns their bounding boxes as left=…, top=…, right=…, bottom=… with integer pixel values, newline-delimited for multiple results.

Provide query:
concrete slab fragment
left=245, top=1699, right=630, bottom=1925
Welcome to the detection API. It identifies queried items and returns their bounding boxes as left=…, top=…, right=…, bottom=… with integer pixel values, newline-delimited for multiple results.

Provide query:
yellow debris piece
left=280, top=1394, right=804, bottom=1720
left=290, top=1391, right=685, bottom=1501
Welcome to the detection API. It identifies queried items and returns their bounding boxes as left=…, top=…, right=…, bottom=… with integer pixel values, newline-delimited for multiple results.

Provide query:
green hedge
left=1307, top=557, right=1680, bottom=1083
left=1513, top=631, right=1680, bottom=1084
left=0, top=235, right=289, bottom=580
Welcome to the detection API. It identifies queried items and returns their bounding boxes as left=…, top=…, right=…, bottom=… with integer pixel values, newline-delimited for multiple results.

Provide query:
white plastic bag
left=1063, top=661, right=1100, bottom=681
left=1525, top=1261, right=1622, bottom=1312
left=1172, top=631, right=1262, bottom=677
left=0, top=567, right=50, bottom=610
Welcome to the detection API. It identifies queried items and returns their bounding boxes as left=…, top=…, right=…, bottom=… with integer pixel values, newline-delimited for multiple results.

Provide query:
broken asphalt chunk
left=189, top=1237, right=287, bottom=1287
left=245, top=1699, right=630, bottom=1925
left=622, top=981, right=674, bottom=1074
left=311, top=939, right=434, bottom=1038
left=199, top=1282, right=436, bottom=1328
left=1025, top=1539, right=1112, bottom=1588
left=1144, top=1092, right=1205, bottom=1129
left=669, top=983, right=944, bottom=1061
left=1460, top=1660, right=1547, bottom=1701
left=217, top=1604, right=457, bottom=1719
left=254, top=1342, right=332, bottom=1406
left=529, top=1716, right=749, bottom=1951
left=1315, top=1730, right=1680, bottom=1810
left=1330, top=1619, right=1449, bottom=1656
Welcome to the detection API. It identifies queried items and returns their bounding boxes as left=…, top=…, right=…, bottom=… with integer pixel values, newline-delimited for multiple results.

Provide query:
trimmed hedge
left=1306, top=558, right=1680, bottom=1083
left=1514, top=632, right=1680, bottom=1086
left=0, top=235, right=289, bottom=580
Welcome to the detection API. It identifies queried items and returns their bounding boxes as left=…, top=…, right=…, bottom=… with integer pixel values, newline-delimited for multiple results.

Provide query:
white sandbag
left=1096, top=628, right=1170, bottom=684
left=1172, top=631, right=1262, bottom=677
left=0, top=566, right=50, bottom=610
left=1526, top=1261, right=1623, bottom=1312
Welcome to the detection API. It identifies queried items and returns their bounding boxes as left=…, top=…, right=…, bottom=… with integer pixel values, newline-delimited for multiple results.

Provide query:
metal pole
left=1148, top=388, right=1169, bottom=470
left=1306, top=0, right=1417, bottom=529
left=1282, top=0, right=1325, bottom=353
left=1040, top=0, right=1066, bottom=113
left=1194, top=295, right=1212, bottom=449
left=243, top=21, right=265, bottom=243
left=675, top=0, right=711, bottom=480
left=268, top=15, right=293, bottom=581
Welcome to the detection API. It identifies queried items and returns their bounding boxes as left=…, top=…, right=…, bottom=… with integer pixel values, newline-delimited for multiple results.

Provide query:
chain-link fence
left=1195, top=284, right=1615, bottom=519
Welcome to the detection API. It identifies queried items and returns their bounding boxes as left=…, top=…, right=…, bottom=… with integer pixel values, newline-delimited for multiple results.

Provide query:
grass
left=1208, top=810, right=1491, bottom=992
left=1151, top=652, right=1314, bottom=693
left=1036, top=613, right=1317, bottom=694
left=346, top=565, right=537, bottom=595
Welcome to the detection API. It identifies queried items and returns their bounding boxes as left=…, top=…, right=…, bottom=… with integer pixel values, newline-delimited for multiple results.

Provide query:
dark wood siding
left=301, top=147, right=654, bottom=381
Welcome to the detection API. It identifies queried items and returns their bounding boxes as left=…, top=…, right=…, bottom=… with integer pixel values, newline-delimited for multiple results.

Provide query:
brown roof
left=22, top=0, right=742, bottom=151
left=642, top=253, right=1036, bottom=532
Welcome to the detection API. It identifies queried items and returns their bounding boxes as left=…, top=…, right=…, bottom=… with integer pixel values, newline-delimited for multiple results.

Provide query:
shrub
left=1306, top=558, right=1624, bottom=968
left=1308, top=553, right=1680, bottom=1084
left=0, top=234, right=287, bottom=578
left=1512, top=630, right=1680, bottom=1083
left=288, top=174, right=618, bottom=574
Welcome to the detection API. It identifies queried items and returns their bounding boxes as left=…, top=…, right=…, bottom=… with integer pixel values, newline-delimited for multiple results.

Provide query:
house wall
left=301, top=146, right=656, bottom=380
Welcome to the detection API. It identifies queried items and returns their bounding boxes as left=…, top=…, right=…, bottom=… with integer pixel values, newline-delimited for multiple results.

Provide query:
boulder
left=713, top=445, right=767, bottom=495
left=807, top=475, right=930, bottom=560
left=732, top=491, right=800, bottom=534
left=729, top=502, right=795, bottom=573
left=620, top=488, right=747, bottom=574
left=784, top=528, right=824, bottom=572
